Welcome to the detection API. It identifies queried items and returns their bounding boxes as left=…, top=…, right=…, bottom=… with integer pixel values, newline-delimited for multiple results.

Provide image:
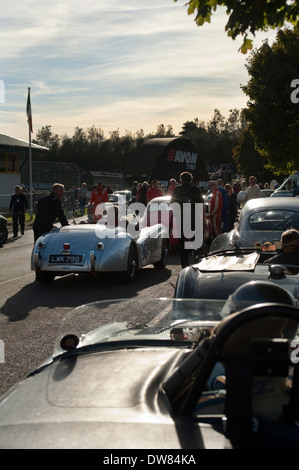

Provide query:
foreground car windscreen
left=52, top=298, right=226, bottom=358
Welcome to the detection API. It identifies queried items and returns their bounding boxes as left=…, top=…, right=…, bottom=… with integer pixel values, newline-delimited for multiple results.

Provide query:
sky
left=0, top=0, right=278, bottom=142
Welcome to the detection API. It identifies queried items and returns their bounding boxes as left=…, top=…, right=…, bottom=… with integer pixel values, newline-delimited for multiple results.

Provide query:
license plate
left=48, top=254, right=84, bottom=265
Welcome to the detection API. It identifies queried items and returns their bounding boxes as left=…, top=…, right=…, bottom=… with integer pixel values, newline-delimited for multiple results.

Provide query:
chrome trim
left=34, top=252, right=40, bottom=269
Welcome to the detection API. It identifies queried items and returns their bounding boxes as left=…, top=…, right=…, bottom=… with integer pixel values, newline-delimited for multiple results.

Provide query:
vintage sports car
left=0, top=215, right=8, bottom=247
left=0, top=294, right=299, bottom=449
left=209, top=197, right=299, bottom=255
left=31, top=217, right=169, bottom=283
left=175, top=198, right=299, bottom=300
left=139, top=195, right=213, bottom=252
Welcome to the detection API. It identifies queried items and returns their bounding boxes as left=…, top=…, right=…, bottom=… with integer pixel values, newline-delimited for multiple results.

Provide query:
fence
left=0, top=190, right=91, bottom=219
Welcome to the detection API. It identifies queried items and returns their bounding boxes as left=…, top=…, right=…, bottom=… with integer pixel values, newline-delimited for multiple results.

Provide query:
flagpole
left=27, top=87, right=33, bottom=219
left=29, top=117, right=33, bottom=219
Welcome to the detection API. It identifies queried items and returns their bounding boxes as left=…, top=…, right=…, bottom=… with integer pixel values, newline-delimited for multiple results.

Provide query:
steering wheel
left=178, top=303, right=299, bottom=416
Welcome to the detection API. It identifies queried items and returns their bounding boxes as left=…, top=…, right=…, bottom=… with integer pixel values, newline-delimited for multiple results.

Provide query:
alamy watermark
left=93, top=201, right=204, bottom=250
left=290, top=79, right=299, bottom=104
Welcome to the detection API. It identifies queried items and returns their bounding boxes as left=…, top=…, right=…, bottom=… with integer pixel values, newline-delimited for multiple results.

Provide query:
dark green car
left=0, top=215, right=8, bottom=246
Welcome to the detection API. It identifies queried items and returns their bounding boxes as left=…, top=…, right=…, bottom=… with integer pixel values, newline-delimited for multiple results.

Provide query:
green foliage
left=33, top=112, right=245, bottom=181
left=33, top=124, right=175, bottom=174
left=232, top=128, right=282, bottom=183
left=174, top=0, right=299, bottom=52
left=180, top=109, right=246, bottom=166
left=241, top=28, right=299, bottom=174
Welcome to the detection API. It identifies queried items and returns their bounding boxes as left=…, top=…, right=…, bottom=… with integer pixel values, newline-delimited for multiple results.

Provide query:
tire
left=0, top=225, right=8, bottom=247
left=35, top=271, right=56, bottom=283
left=122, top=244, right=138, bottom=282
left=153, top=239, right=168, bottom=269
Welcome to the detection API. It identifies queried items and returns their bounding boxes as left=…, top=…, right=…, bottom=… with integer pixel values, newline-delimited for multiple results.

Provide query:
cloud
left=0, top=0, right=277, bottom=140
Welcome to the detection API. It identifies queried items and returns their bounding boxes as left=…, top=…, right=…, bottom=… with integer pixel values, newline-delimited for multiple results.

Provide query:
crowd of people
left=8, top=173, right=279, bottom=270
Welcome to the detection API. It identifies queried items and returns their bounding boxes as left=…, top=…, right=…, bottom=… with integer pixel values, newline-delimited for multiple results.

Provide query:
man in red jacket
left=208, top=180, right=223, bottom=238
left=89, top=182, right=109, bottom=222
left=146, top=180, right=163, bottom=203
left=90, top=181, right=109, bottom=206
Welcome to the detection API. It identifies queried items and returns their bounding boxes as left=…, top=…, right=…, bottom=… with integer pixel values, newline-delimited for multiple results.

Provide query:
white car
left=32, top=217, right=169, bottom=283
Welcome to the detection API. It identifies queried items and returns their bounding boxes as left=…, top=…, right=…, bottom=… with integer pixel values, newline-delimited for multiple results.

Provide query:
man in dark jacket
left=9, top=185, right=28, bottom=237
left=170, top=172, right=204, bottom=268
left=33, top=183, right=69, bottom=242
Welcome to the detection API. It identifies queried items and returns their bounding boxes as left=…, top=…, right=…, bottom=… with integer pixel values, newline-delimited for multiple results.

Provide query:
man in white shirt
left=245, top=176, right=261, bottom=201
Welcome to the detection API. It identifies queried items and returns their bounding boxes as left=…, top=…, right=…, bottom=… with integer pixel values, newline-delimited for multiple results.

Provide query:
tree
left=232, top=128, right=280, bottom=183
left=175, top=0, right=299, bottom=53
left=153, top=124, right=175, bottom=137
left=241, top=28, right=299, bottom=174
left=34, top=125, right=60, bottom=149
left=180, top=109, right=245, bottom=166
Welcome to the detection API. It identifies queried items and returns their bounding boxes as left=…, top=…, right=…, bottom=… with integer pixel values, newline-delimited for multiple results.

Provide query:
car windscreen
left=248, top=210, right=299, bottom=232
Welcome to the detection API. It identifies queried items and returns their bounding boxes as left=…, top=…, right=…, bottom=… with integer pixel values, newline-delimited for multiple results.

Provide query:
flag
left=26, top=88, right=33, bottom=133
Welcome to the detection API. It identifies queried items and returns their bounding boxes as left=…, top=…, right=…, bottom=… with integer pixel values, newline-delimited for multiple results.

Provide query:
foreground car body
left=32, top=221, right=168, bottom=282
left=175, top=252, right=299, bottom=300
left=0, top=215, right=8, bottom=247
left=1, top=297, right=299, bottom=449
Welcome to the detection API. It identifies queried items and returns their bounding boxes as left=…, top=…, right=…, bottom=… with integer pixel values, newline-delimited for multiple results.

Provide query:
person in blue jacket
left=217, top=179, right=230, bottom=232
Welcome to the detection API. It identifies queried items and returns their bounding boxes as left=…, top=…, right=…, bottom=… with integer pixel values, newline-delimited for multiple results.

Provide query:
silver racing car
left=31, top=217, right=169, bottom=283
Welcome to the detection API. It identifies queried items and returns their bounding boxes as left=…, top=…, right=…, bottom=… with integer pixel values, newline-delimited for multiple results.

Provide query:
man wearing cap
left=90, top=182, right=109, bottom=206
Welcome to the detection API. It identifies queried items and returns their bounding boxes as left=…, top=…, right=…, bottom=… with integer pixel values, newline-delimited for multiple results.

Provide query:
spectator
left=131, top=181, right=139, bottom=203
left=245, top=176, right=261, bottom=201
left=9, top=185, right=28, bottom=237
left=78, top=182, right=89, bottom=215
left=233, top=179, right=241, bottom=195
left=167, top=178, right=178, bottom=195
left=90, top=181, right=109, bottom=206
left=136, top=181, right=149, bottom=208
left=146, top=180, right=163, bottom=203
left=33, top=183, right=69, bottom=242
left=208, top=181, right=223, bottom=238
left=171, top=172, right=204, bottom=268
left=264, top=228, right=299, bottom=267
left=106, top=184, right=113, bottom=195
left=69, top=185, right=78, bottom=217
left=217, top=179, right=230, bottom=232
left=225, top=184, right=238, bottom=231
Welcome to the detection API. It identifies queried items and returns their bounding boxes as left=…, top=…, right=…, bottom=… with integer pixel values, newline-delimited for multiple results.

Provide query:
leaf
left=240, top=38, right=253, bottom=54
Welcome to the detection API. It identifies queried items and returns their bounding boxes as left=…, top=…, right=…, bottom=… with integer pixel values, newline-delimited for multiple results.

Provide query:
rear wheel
left=0, top=225, right=8, bottom=247
left=123, top=244, right=138, bottom=282
left=35, top=271, right=55, bottom=283
left=153, top=239, right=168, bottom=269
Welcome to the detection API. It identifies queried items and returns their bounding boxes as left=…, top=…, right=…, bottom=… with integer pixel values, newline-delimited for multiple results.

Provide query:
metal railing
left=1, top=191, right=90, bottom=224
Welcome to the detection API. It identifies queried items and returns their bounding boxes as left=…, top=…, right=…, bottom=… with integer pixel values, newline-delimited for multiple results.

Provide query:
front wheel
left=153, top=239, right=168, bottom=269
left=122, top=244, right=138, bottom=282
left=0, top=225, right=8, bottom=247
